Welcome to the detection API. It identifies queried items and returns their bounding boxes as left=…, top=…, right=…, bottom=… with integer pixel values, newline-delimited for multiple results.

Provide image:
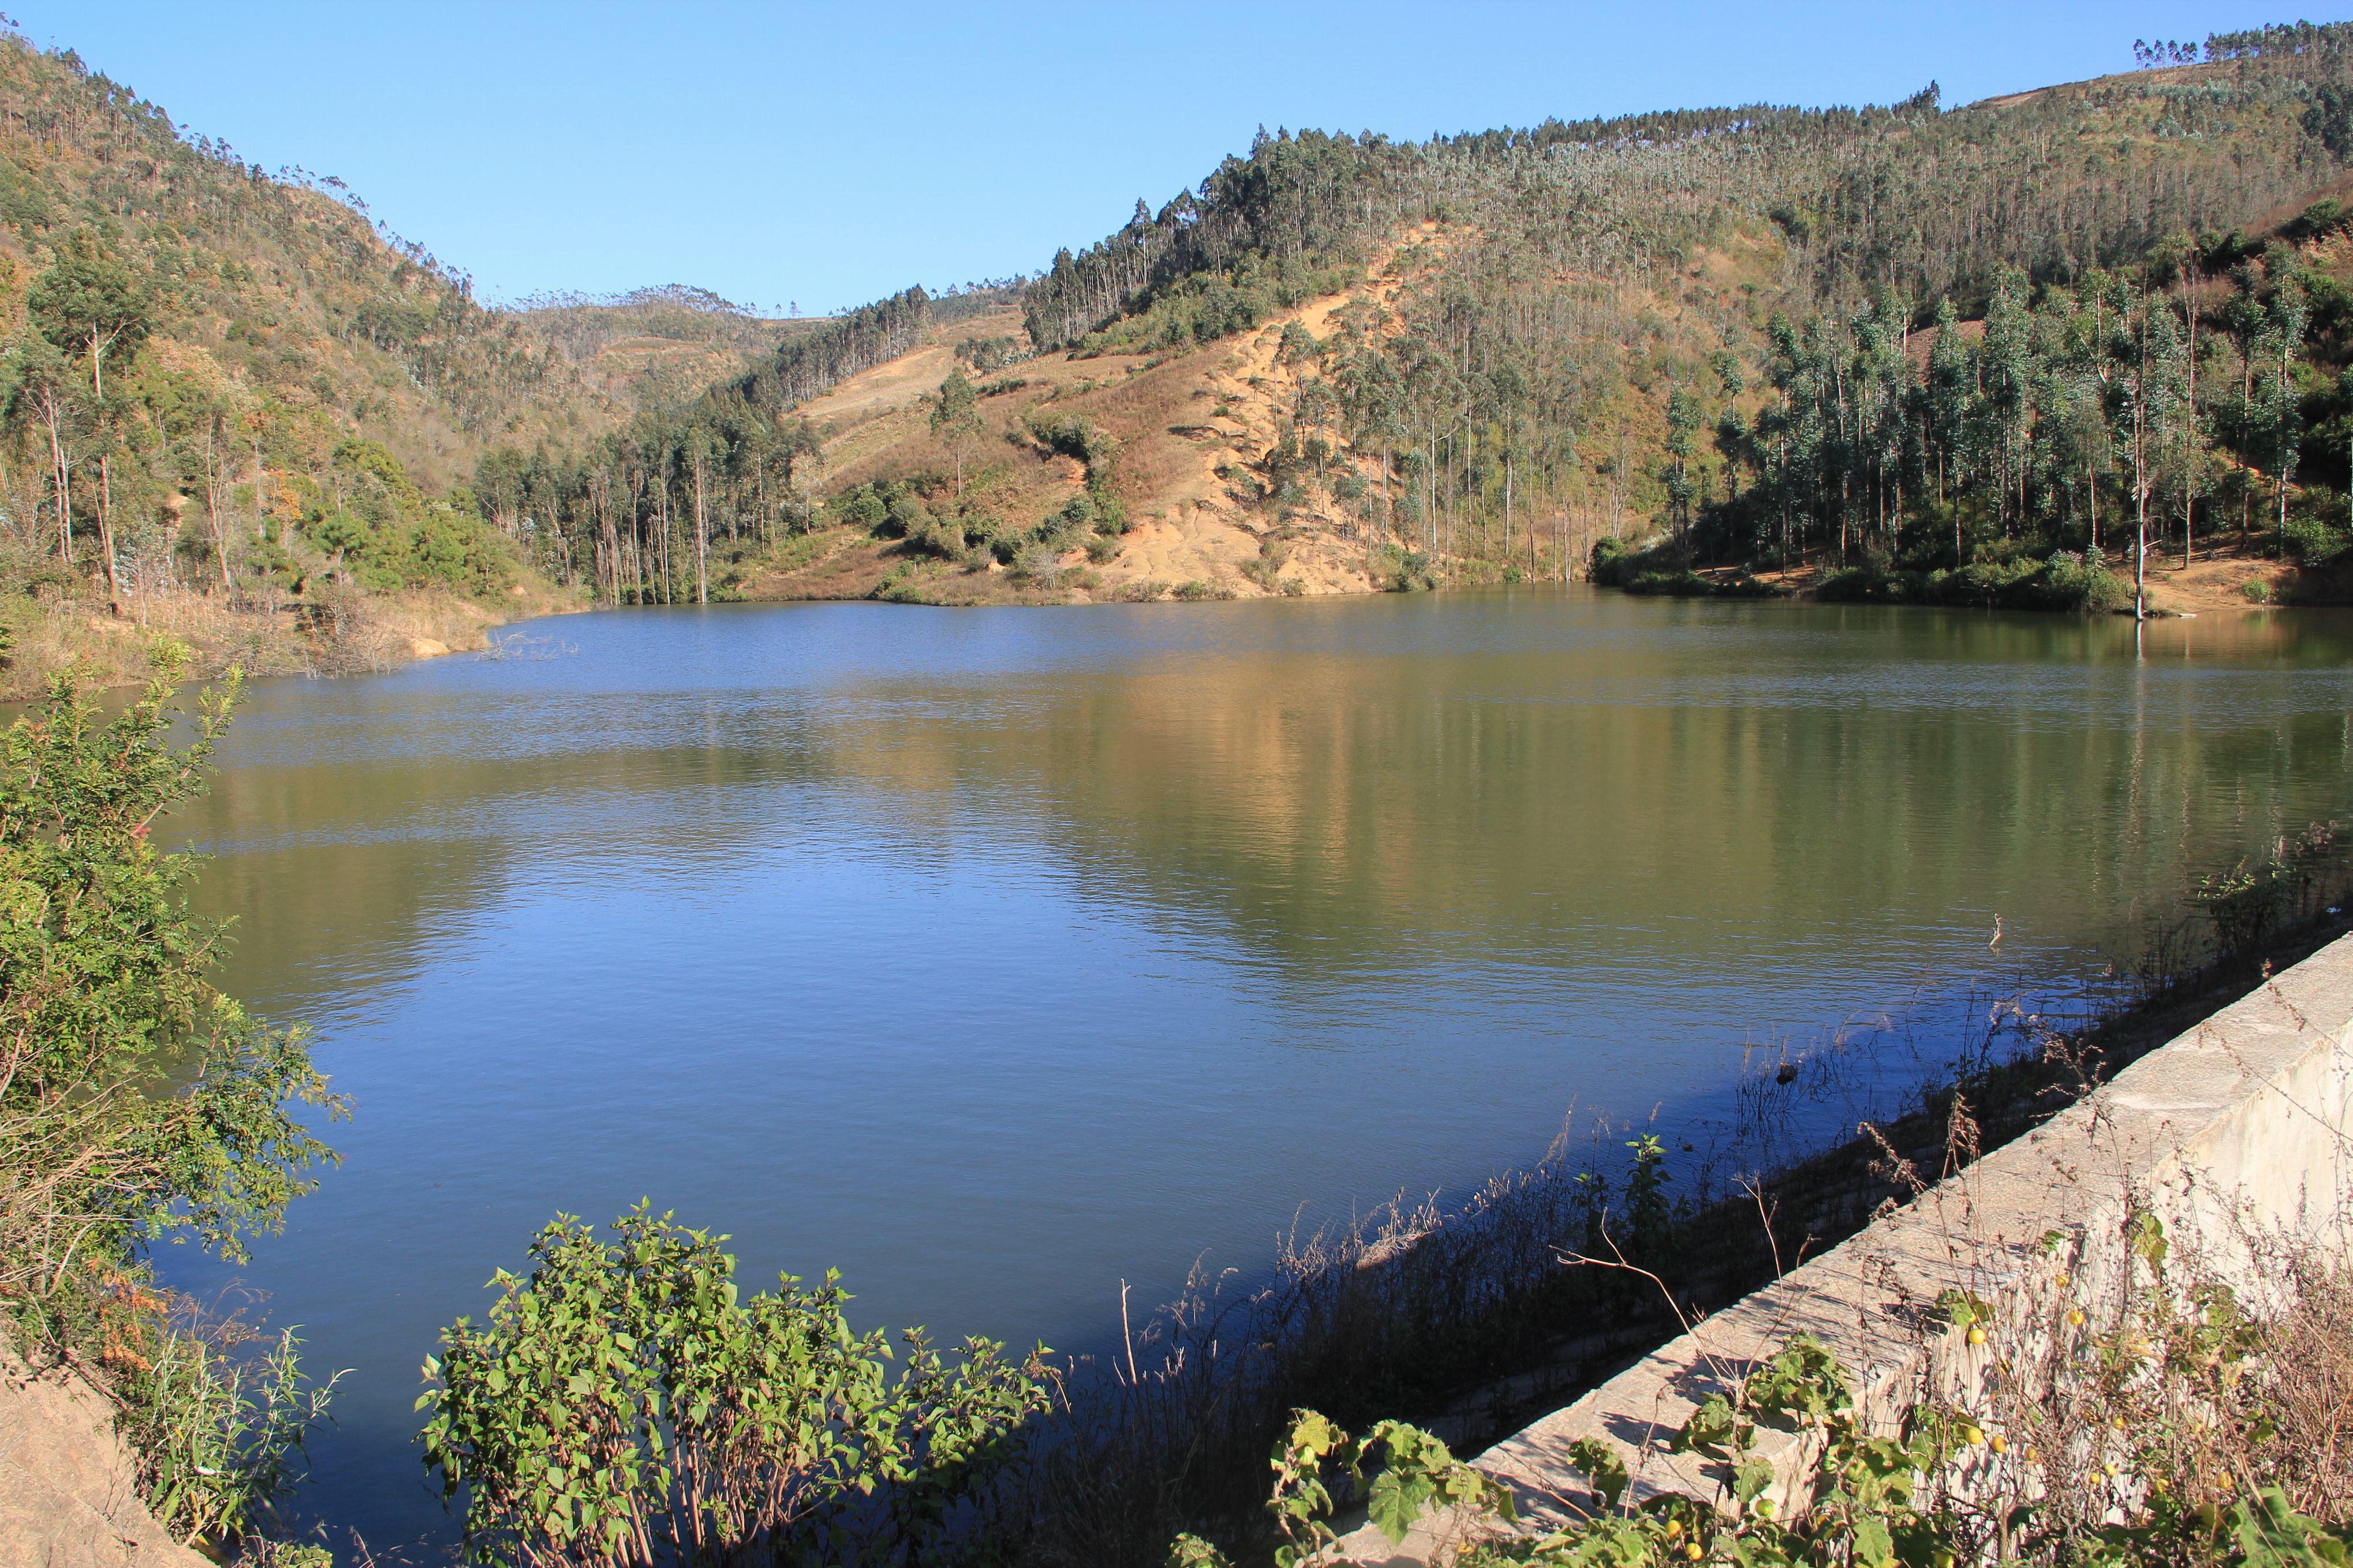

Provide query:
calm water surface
left=159, top=590, right=2353, bottom=1547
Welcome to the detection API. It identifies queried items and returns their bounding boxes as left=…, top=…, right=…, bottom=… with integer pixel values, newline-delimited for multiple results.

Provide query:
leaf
left=1168, top=1535, right=1236, bottom=1568
left=1568, top=1438, right=1631, bottom=1507
left=1368, top=1466, right=1437, bottom=1544
left=2232, top=1490, right=2350, bottom=1568
left=1674, top=1392, right=1748, bottom=1457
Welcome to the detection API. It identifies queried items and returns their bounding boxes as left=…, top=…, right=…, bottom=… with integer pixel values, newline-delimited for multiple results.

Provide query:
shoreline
left=0, top=582, right=585, bottom=702
left=1011, top=842, right=2353, bottom=1560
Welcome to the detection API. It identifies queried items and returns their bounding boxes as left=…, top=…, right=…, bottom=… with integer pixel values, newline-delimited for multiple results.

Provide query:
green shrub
left=0, top=648, right=342, bottom=1551
left=1620, top=567, right=1783, bottom=600
left=1817, top=553, right=2123, bottom=612
left=1024, top=410, right=1116, bottom=470
left=419, top=1204, right=1052, bottom=1566
left=828, top=485, right=890, bottom=533
left=1371, top=544, right=1435, bottom=592
left=130, top=1324, right=340, bottom=1548
left=1241, top=537, right=1292, bottom=590
left=2282, top=515, right=2351, bottom=566
left=954, top=335, right=1025, bottom=373
left=1587, top=533, right=1647, bottom=586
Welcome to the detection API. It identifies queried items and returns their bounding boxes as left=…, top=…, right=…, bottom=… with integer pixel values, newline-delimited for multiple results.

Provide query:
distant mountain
left=511, top=286, right=817, bottom=413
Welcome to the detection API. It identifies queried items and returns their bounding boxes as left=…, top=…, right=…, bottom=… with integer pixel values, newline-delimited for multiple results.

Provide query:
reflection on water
left=160, top=591, right=2353, bottom=1547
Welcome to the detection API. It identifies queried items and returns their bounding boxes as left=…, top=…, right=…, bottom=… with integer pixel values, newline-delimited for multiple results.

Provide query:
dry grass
left=0, top=584, right=561, bottom=701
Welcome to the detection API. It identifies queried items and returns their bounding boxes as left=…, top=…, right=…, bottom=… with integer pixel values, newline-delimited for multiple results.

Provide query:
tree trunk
left=203, top=424, right=233, bottom=590
left=693, top=459, right=709, bottom=606
left=96, top=452, right=119, bottom=600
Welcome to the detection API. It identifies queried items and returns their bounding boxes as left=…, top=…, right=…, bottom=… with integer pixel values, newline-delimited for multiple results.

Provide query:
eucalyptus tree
left=2262, top=280, right=2311, bottom=556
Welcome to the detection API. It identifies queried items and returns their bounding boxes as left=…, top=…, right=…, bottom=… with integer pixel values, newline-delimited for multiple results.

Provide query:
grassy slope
left=0, top=34, right=800, bottom=687
left=0, top=41, right=585, bottom=487
left=739, top=223, right=1791, bottom=605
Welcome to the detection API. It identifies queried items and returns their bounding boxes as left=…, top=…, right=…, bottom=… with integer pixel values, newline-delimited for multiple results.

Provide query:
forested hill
left=527, top=20, right=2353, bottom=612
left=513, top=286, right=836, bottom=415
left=0, top=25, right=819, bottom=661
left=0, top=33, right=610, bottom=489
left=960, top=21, right=2353, bottom=609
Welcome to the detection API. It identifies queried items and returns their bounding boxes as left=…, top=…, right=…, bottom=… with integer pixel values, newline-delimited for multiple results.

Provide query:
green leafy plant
left=1201, top=1214, right=2353, bottom=1568
left=1207, top=1313, right=2350, bottom=1568
left=418, top=1202, right=1054, bottom=1567
left=1169, top=1404, right=1516, bottom=1568
left=0, top=643, right=343, bottom=1550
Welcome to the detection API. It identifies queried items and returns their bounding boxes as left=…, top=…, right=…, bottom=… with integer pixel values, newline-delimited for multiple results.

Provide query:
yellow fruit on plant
left=1666, top=1520, right=1683, bottom=1539
left=1964, top=1425, right=1987, bottom=1447
left=1754, top=1500, right=1776, bottom=1520
left=1966, top=1326, right=1987, bottom=1346
left=2055, top=1271, right=2071, bottom=1288
left=1990, top=1434, right=2008, bottom=1454
left=2103, top=1464, right=2119, bottom=1479
left=2067, top=1309, right=2086, bottom=1327
left=2112, top=1416, right=2127, bottom=1431
left=1687, top=1545, right=1704, bottom=1561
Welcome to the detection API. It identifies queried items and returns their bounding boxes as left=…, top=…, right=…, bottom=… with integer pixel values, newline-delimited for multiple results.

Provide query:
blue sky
left=26, top=2, right=2353, bottom=315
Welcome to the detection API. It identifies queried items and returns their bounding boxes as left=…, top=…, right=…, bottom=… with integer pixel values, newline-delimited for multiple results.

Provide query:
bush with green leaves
left=1025, top=410, right=1116, bottom=470
left=2280, top=516, right=2351, bottom=568
left=1373, top=544, right=1437, bottom=593
left=294, top=439, right=518, bottom=598
left=418, top=1203, right=1054, bottom=1567
left=0, top=645, right=340, bottom=1316
left=0, top=643, right=343, bottom=1548
left=1814, top=552, right=2127, bottom=612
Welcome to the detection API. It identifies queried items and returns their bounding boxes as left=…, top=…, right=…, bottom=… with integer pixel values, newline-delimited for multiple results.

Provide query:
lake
left=160, top=590, right=2353, bottom=1549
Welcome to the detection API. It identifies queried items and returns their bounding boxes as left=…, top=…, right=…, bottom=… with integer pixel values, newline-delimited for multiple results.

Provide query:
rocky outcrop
left=1, top=1348, right=204, bottom=1568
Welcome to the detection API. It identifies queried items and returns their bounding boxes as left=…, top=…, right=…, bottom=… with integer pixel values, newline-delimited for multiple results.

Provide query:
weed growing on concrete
left=1193, top=1265, right=2352, bottom=1566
